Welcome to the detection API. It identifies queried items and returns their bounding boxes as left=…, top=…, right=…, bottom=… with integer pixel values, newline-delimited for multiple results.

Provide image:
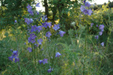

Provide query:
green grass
left=0, top=27, right=113, bottom=75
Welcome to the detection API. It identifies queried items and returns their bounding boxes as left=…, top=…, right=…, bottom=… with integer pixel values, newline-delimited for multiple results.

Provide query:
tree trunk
left=44, top=0, right=49, bottom=17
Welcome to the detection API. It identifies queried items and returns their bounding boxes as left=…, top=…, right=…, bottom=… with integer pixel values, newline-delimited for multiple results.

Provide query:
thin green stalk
left=34, top=46, right=36, bottom=66
left=18, top=62, right=21, bottom=73
left=83, top=33, right=87, bottom=75
left=105, top=8, right=111, bottom=52
left=31, top=44, right=35, bottom=66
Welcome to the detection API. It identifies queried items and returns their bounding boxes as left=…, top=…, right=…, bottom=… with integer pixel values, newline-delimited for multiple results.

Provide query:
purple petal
left=59, top=31, right=65, bottom=37
left=101, top=42, right=104, bottom=46
left=85, top=2, right=91, bottom=7
left=39, top=60, right=43, bottom=64
left=46, top=31, right=51, bottom=38
left=37, top=39, right=43, bottom=45
left=55, top=52, right=61, bottom=57
left=43, top=58, right=48, bottom=64
left=36, top=3, right=40, bottom=7
left=53, top=24, right=60, bottom=31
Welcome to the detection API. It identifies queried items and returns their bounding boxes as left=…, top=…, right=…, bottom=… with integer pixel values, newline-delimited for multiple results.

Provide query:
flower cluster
left=8, top=50, right=19, bottom=63
left=80, top=1, right=92, bottom=16
left=27, top=4, right=34, bottom=16
left=80, top=1, right=105, bottom=47
left=28, top=33, right=37, bottom=44
left=90, top=22, right=105, bottom=40
left=99, top=25, right=104, bottom=36
left=93, top=24, right=105, bottom=46
left=24, top=18, right=33, bottom=25
left=25, top=3, right=64, bottom=73
left=31, top=25, right=43, bottom=32
left=42, top=15, right=48, bottom=21
left=52, top=24, right=66, bottom=37
left=38, top=52, right=61, bottom=73
left=27, top=47, right=32, bottom=52
left=9, top=3, right=64, bottom=73
left=38, top=58, right=48, bottom=64
left=42, top=22, right=52, bottom=28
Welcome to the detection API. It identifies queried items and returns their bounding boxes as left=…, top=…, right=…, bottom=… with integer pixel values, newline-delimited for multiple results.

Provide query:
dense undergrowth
left=0, top=1, right=113, bottom=75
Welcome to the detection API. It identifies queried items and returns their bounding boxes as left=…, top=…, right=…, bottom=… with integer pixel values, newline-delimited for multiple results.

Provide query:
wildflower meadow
left=0, top=0, right=113, bottom=75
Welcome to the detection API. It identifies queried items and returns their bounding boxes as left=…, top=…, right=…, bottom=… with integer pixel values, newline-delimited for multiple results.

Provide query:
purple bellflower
left=42, top=22, right=48, bottom=28
left=39, top=60, right=43, bottom=64
left=99, top=31, right=103, bottom=36
left=27, top=4, right=34, bottom=15
left=36, top=11, right=39, bottom=15
left=43, top=58, right=48, bottom=64
left=96, top=25, right=98, bottom=27
left=36, top=3, right=40, bottom=7
left=8, top=50, right=19, bottom=63
left=85, top=2, right=91, bottom=7
left=37, top=38, right=43, bottom=45
left=42, top=15, right=47, bottom=21
left=101, top=42, right=104, bottom=46
left=95, top=35, right=99, bottom=39
left=42, top=22, right=52, bottom=28
left=28, top=33, right=37, bottom=43
left=31, top=25, right=38, bottom=32
left=27, top=47, right=32, bottom=52
left=27, top=4, right=32, bottom=10
left=80, top=5, right=86, bottom=12
left=83, top=9, right=92, bottom=16
left=80, top=5, right=92, bottom=16
left=83, top=0, right=86, bottom=3
left=29, top=33, right=37, bottom=39
left=34, top=44, right=38, bottom=47
left=47, top=22, right=52, bottom=28
left=55, top=52, right=61, bottom=57
left=99, top=25, right=104, bottom=32
left=48, top=67, right=53, bottom=73
left=99, top=25, right=104, bottom=36
left=37, top=26, right=43, bottom=32
left=29, top=11, right=34, bottom=16
left=12, top=51, right=18, bottom=56
left=46, top=31, right=51, bottom=38
left=53, top=24, right=60, bottom=31
left=15, top=20, right=17, bottom=23
left=28, top=37, right=36, bottom=43
left=59, top=31, right=66, bottom=37
left=91, top=23, right=94, bottom=27
left=39, top=58, right=48, bottom=64
left=24, top=18, right=33, bottom=25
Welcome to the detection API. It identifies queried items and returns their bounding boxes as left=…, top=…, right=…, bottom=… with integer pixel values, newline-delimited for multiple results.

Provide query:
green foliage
left=1, top=1, right=113, bottom=75
left=0, top=28, right=109, bottom=75
left=0, top=0, right=34, bottom=30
